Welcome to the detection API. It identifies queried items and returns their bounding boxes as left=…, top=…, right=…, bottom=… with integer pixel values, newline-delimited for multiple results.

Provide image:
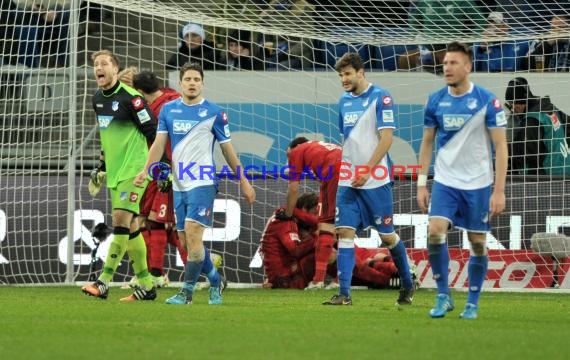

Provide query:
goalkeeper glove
left=88, top=160, right=106, bottom=197
left=156, top=173, right=173, bottom=193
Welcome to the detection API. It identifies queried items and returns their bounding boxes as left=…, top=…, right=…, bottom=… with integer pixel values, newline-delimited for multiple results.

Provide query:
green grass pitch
left=0, top=287, right=568, bottom=360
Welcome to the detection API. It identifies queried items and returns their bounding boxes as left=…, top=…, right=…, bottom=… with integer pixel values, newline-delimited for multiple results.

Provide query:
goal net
left=1, top=0, right=570, bottom=289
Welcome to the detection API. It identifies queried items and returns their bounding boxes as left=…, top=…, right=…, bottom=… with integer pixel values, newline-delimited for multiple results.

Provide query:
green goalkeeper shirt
left=92, top=80, right=157, bottom=188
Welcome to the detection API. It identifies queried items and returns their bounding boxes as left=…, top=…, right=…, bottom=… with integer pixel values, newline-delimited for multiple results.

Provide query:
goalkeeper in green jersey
left=82, top=49, right=159, bottom=301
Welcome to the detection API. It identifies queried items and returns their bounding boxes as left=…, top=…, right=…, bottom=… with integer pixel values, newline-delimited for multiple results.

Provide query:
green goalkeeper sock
left=99, top=227, right=129, bottom=284
left=127, top=230, right=153, bottom=290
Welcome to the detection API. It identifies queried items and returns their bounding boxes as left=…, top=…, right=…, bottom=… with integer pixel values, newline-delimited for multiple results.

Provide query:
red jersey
left=260, top=208, right=317, bottom=277
left=148, top=87, right=180, bottom=160
left=287, top=141, right=341, bottom=181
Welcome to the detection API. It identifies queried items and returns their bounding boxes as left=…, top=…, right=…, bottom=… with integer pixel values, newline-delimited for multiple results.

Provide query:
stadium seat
left=373, top=44, right=417, bottom=71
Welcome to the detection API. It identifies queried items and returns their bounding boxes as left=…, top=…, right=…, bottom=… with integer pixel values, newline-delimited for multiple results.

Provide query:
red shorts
left=140, top=181, right=175, bottom=223
left=318, top=174, right=338, bottom=223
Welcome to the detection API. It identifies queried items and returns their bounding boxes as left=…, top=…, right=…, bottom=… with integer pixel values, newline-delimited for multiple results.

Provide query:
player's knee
left=428, top=234, right=446, bottom=245
left=379, top=233, right=398, bottom=246
left=187, top=246, right=205, bottom=262
left=470, top=241, right=487, bottom=256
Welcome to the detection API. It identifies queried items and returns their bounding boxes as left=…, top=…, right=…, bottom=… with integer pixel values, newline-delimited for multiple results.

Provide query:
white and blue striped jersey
left=338, top=83, right=396, bottom=189
left=158, top=98, right=231, bottom=191
left=424, top=82, right=506, bottom=190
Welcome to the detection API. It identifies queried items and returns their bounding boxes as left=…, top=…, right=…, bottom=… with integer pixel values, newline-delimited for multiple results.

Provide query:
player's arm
left=220, top=142, right=256, bottom=204
left=133, top=132, right=168, bottom=187
left=352, top=127, right=393, bottom=187
left=285, top=181, right=300, bottom=218
left=277, top=225, right=314, bottom=259
left=417, top=127, right=436, bottom=213
left=129, top=96, right=157, bottom=142
left=489, top=127, right=508, bottom=218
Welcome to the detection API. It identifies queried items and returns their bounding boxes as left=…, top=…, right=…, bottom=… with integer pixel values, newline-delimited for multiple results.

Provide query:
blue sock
left=337, top=241, right=355, bottom=297
left=467, top=255, right=488, bottom=306
left=201, top=246, right=220, bottom=287
left=389, top=239, right=412, bottom=289
left=428, top=243, right=450, bottom=294
left=183, top=260, right=204, bottom=297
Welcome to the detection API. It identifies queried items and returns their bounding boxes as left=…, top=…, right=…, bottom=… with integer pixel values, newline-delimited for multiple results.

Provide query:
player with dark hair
left=324, top=52, right=414, bottom=306
left=81, top=50, right=158, bottom=301
left=417, top=41, right=508, bottom=319
left=282, top=137, right=341, bottom=290
left=261, top=193, right=326, bottom=289
left=134, top=62, right=255, bottom=305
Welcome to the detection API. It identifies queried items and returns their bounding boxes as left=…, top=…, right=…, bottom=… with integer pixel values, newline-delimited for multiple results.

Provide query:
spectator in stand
left=260, top=193, right=325, bottom=289
left=526, top=14, right=570, bottom=72
left=260, top=0, right=315, bottom=70
left=166, top=22, right=220, bottom=70
left=473, top=12, right=527, bottom=72
left=505, top=77, right=570, bottom=176
left=220, top=29, right=265, bottom=71
left=0, top=0, right=18, bottom=65
left=398, top=0, right=485, bottom=73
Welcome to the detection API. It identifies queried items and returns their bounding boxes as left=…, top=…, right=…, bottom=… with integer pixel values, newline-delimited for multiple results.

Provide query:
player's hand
left=489, top=191, right=506, bottom=219
left=157, top=173, right=173, bottom=193
left=351, top=172, right=370, bottom=187
left=417, top=186, right=430, bottom=214
left=133, top=171, right=148, bottom=188
left=274, top=208, right=292, bottom=221
left=88, top=161, right=106, bottom=197
left=242, top=182, right=256, bottom=204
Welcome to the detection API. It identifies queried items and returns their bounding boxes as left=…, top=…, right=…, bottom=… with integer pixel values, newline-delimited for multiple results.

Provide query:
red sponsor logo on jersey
left=382, top=96, right=392, bottom=106
left=129, top=192, right=139, bottom=202
left=493, top=98, right=501, bottom=109
left=383, top=215, right=392, bottom=225
left=221, top=111, right=228, bottom=124
left=549, top=112, right=561, bottom=131
left=132, top=96, right=144, bottom=110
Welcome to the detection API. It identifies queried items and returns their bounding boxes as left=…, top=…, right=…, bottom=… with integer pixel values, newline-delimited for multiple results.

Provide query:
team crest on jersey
left=289, top=232, right=300, bottom=242
left=129, top=192, right=139, bottom=202
left=120, top=192, right=128, bottom=201
left=492, top=98, right=502, bottom=109
left=362, top=98, right=369, bottom=107
left=382, top=96, right=392, bottom=106
left=112, top=101, right=119, bottom=111
left=467, top=98, right=478, bottom=110
left=198, top=108, right=208, bottom=117
left=97, top=115, right=113, bottom=129
left=132, top=96, right=144, bottom=110
left=198, top=207, right=211, bottom=217
left=343, top=102, right=352, bottom=107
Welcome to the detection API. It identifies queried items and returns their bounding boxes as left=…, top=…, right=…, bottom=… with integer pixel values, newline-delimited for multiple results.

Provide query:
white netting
left=1, top=0, right=570, bottom=288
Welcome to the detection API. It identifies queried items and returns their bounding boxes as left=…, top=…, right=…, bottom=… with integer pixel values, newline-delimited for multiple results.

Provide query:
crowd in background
left=0, top=0, right=569, bottom=72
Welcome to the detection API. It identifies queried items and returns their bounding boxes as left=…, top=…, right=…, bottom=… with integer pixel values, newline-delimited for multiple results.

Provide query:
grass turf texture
left=0, top=287, right=568, bottom=360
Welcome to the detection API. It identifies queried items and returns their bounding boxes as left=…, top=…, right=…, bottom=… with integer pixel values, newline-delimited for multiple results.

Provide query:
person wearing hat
left=220, top=29, right=264, bottom=71
left=166, top=22, right=221, bottom=70
left=525, top=14, right=570, bottom=72
left=505, top=77, right=570, bottom=176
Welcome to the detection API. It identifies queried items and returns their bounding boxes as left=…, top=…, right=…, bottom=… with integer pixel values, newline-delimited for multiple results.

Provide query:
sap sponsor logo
left=343, top=112, right=360, bottom=125
left=443, top=114, right=468, bottom=131
left=496, top=111, right=507, bottom=126
left=97, top=115, right=113, bottom=129
left=382, top=110, right=394, bottom=123
left=112, top=101, right=119, bottom=111
left=467, top=98, right=478, bottom=110
left=137, top=109, right=151, bottom=123
left=439, top=101, right=451, bottom=107
left=173, top=120, right=198, bottom=134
